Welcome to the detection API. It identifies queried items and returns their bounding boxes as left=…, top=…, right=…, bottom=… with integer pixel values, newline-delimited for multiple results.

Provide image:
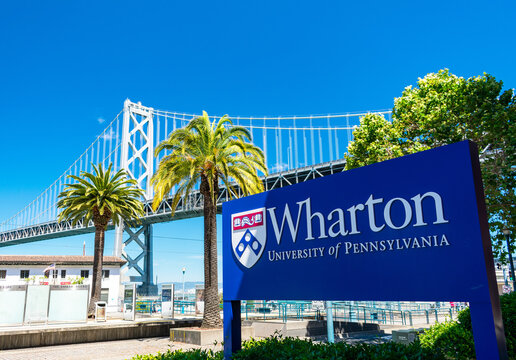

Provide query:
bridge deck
left=0, top=159, right=346, bottom=247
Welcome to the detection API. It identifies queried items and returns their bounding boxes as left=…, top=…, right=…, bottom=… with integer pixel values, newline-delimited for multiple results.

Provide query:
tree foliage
left=151, top=111, right=267, bottom=328
left=345, top=69, right=516, bottom=259
left=57, top=164, right=144, bottom=312
left=57, top=164, right=144, bottom=227
left=152, top=112, right=267, bottom=213
left=345, top=113, right=427, bottom=169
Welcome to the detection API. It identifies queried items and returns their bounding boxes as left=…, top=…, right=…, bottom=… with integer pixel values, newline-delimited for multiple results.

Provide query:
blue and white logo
left=231, top=208, right=267, bottom=268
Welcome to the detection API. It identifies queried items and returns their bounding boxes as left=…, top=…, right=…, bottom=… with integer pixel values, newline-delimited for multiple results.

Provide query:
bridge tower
left=114, top=99, right=157, bottom=295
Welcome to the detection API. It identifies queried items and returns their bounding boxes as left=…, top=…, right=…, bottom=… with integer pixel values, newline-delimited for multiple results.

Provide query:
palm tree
left=152, top=111, right=267, bottom=328
left=57, top=163, right=144, bottom=314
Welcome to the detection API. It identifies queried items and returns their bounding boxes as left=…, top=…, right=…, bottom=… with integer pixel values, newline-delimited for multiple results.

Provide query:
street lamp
left=502, top=228, right=516, bottom=291
left=182, top=267, right=186, bottom=301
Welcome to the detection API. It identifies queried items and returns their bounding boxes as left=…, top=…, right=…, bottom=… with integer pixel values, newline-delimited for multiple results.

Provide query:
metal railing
left=238, top=300, right=467, bottom=325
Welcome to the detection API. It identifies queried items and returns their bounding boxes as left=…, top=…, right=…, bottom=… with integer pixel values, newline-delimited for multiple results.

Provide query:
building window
left=20, top=270, right=30, bottom=279
left=52, top=270, right=58, bottom=278
left=0, top=270, right=6, bottom=280
left=61, top=270, right=66, bottom=278
left=100, top=288, right=109, bottom=302
left=102, top=270, right=110, bottom=279
left=80, top=270, right=89, bottom=278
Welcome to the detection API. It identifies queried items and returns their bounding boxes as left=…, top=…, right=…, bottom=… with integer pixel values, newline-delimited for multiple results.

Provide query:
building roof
left=0, top=255, right=126, bottom=266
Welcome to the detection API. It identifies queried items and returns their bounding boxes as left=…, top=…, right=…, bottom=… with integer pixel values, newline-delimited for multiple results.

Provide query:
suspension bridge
left=0, top=99, right=391, bottom=293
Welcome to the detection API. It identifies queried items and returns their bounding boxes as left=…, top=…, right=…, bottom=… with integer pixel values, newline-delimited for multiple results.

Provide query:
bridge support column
left=115, top=99, right=157, bottom=295
left=116, top=221, right=157, bottom=296
left=141, top=224, right=155, bottom=295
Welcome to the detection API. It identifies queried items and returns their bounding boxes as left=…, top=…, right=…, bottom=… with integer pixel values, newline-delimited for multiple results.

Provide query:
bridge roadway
left=0, top=159, right=346, bottom=247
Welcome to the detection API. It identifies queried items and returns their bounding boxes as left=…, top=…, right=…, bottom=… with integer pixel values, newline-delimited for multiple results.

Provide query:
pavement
left=0, top=337, right=222, bottom=360
left=0, top=327, right=418, bottom=360
left=0, top=315, right=429, bottom=360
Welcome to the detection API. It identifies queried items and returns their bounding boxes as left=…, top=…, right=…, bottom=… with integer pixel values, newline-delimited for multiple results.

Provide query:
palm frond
left=152, top=111, right=268, bottom=212
left=57, top=164, right=145, bottom=229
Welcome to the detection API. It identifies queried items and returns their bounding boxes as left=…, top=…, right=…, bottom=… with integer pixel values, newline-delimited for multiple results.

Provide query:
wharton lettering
left=267, top=192, right=449, bottom=244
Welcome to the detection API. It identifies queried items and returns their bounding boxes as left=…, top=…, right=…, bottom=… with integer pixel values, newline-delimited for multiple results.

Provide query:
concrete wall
left=0, top=265, right=121, bottom=311
left=249, top=320, right=381, bottom=338
left=0, top=319, right=202, bottom=350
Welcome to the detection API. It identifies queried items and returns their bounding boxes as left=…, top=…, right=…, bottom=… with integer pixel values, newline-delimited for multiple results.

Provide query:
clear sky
left=0, top=0, right=514, bottom=282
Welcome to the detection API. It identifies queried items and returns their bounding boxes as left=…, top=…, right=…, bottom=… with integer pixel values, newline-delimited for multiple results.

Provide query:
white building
left=0, top=255, right=125, bottom=312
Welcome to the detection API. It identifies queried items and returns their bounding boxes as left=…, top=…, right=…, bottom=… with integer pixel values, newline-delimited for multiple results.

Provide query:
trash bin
left=95, top=301, right=107, bottom=322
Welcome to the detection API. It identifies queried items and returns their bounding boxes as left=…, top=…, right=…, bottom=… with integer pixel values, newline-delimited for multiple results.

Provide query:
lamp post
left=182, top=267, right=186, bottom=301
left=502, top=228, right=516, bottom=291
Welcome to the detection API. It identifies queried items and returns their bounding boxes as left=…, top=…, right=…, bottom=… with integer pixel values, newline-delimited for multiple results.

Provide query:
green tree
left=346, top=69, right=516, bottom=259
left=151, top=111, right=267, bottom=328
left=344, top=113, right=427, bottom=169
left=57, top=164, right=144, bottom=314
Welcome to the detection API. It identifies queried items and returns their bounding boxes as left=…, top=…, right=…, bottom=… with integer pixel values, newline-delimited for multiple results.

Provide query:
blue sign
left=222, top=141, right=507, bottom=359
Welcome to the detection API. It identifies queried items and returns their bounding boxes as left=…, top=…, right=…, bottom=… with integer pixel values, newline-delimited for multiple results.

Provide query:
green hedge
left=132, top=348, right=222, bottom=360
left=131, top=336, right=444, bottom=360
left=419, top=320, right=475, bottom=360
left=232, top=336, right=444, bottom=360
left=419, top=291, right=516, bottom=359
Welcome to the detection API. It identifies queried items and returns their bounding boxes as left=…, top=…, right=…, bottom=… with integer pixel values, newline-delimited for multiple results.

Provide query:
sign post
left=161, top=283, right=174, bottom=318
left=123, top=283, right=136, bottom=321
left=222, top=141, right=507, bottom=359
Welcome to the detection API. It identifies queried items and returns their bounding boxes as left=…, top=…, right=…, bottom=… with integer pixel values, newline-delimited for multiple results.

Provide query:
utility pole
left=182, top=267, right=186, bottom=301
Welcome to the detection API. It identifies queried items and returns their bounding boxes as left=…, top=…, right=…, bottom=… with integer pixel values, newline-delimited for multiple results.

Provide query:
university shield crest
left=231, top=208, right=266, bottom=268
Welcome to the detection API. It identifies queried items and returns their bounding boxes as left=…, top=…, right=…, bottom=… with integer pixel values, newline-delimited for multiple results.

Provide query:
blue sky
left=0, top=0, right=514, bottom=282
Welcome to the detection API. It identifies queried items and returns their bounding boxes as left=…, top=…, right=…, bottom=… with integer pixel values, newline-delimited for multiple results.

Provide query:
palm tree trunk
left=88, top=225, right=105, bottom=315
left=201, top=182, right=222, bottom=328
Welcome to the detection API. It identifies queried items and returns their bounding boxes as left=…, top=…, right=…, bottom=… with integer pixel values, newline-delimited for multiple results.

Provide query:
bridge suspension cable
left=0, top=100, right=391, bottom=235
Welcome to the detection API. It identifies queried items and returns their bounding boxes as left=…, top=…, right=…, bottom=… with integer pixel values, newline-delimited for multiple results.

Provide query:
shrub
left=131, top=349, right=222, bottom=360
left=419, top=320, right=475, bottom=360
left=420, top=291, right=516, bottom=359
left=233, top=336, right=445, bottom=360
left=500, top=291, right=516, bottom=356
left=131, top=336, right=444, bottom=360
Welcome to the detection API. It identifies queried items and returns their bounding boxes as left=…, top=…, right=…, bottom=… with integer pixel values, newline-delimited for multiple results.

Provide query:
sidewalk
left=0, top=316, right=428, bottom=359
left=0, top=315, right=203, bottom=352
left=0, top=337, right=222, bottom=360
